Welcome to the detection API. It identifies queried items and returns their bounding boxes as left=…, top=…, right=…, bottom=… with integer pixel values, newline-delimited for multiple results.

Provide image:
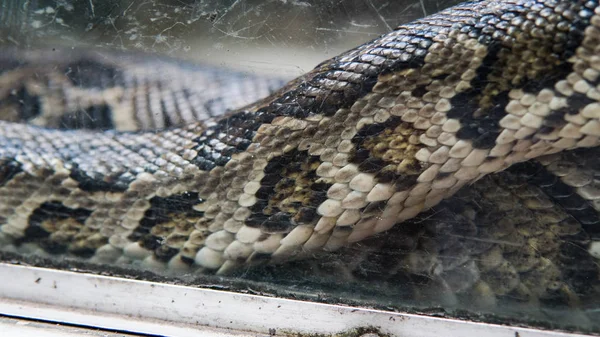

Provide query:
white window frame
left=0, top=263, right=594, bottom=337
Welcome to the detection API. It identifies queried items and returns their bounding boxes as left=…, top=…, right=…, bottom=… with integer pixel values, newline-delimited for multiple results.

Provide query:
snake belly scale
left=1, top=0, right=600, bottom=294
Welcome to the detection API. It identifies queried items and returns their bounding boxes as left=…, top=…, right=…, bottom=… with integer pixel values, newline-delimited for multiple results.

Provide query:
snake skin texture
left=1, top=0, right=600, bottom=312
left=0, top=49, right=286, bottom=131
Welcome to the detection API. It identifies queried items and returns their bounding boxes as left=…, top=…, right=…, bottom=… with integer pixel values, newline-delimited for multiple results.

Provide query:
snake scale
left=2, top=0, right=600, bottom=314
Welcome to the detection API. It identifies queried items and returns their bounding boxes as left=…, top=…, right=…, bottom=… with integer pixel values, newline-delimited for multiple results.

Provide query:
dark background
left=0, top=0, right=464, bottom=77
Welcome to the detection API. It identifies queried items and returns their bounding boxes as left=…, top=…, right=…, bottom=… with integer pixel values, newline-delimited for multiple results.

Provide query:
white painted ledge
left=0, top=316, right=143, bottom=337
left=0, top=263, right=593, bottom=337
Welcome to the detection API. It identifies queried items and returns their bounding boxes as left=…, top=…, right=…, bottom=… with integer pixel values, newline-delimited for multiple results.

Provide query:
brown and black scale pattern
left=0, top=49, right=286, bottom=131
left=1, top=0, right=600, bottom=315
left=297, top=156, right=599, bottom=309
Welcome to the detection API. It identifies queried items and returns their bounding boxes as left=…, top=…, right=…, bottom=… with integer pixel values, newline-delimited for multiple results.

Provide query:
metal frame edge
left=0, top=263, right=594, bottom=337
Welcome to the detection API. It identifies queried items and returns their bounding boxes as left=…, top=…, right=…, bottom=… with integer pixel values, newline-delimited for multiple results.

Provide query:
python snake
left=1, top=0, right=600, bottom=313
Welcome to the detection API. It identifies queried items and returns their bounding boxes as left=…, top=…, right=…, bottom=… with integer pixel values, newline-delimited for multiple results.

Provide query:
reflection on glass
left=0, top=0, right=599, bottom=334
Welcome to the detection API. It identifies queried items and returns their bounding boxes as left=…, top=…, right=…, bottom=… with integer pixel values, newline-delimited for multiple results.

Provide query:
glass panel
left=1, top=0, right=599, bottom=334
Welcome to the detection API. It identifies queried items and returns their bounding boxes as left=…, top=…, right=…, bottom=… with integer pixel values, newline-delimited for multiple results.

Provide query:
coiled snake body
left=1, top=0, right=600, bottom=309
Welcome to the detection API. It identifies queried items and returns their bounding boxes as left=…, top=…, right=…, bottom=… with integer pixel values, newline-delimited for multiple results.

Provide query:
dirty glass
left=0, top=0, right=599, bottom=334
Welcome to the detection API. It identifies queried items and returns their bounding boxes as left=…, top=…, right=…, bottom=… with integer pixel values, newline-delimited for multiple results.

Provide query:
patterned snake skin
left=2, top=0, right=600, bottom=312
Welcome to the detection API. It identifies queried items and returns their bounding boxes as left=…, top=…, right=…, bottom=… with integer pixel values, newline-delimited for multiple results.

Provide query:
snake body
left=1, top=0, right=600, bottom=310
